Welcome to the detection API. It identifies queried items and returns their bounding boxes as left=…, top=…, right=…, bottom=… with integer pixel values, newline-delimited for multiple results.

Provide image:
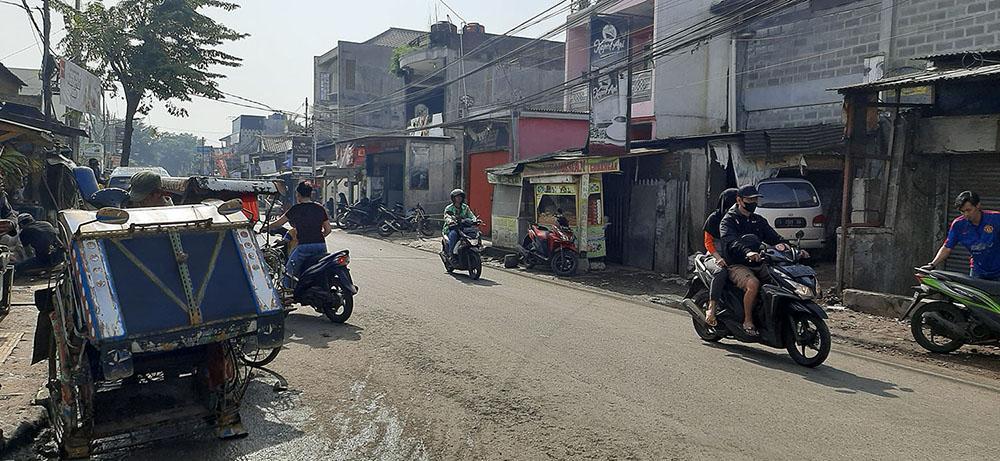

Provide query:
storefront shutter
left=946, top=154, right=1000, bottom=272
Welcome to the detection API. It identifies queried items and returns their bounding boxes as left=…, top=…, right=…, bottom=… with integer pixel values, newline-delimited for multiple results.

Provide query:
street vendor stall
left=487, top=153, right=619, bottom=262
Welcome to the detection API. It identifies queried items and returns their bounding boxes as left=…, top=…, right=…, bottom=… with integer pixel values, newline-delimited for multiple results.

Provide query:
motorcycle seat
left=934, top=270, right=1000, bottom=296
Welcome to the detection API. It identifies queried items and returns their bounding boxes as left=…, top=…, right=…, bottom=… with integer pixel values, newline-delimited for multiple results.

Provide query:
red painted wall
left=468, top=150, right=510, bottom=235
left=517, top=117, right=588, bottom=160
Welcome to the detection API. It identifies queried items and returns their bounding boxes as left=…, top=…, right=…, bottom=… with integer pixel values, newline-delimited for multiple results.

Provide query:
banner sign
left=59, top=59, right=102, bottom=116
left=588, top=15, right=630, bottom=155
left=521, top=157, right=620, bottom=177
left=291, top=136, right=313, bottom=173
left=259, top=159, right=277, bottom=175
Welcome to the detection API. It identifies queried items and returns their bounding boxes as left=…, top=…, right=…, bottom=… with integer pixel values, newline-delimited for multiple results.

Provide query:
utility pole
left=42, top=0, right=52, bottom=128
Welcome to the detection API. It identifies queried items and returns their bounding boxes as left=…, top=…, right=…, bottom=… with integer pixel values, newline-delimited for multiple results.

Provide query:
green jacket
left=443, top=203, right=475, bottom=232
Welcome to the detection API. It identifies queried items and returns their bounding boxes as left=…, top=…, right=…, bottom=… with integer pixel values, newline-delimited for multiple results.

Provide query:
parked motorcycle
left=262, top=225, right=357, bottom=323
left=339, top=195, right=382, bottom=229
left=439, top=210, right=484, bottom=280
left=682, top=232, right=831, bottom=367
left=517, top=210, right=579, bottom=276
left=903, top=267, right=1000, bottom=353
left=377, top=203, right=435, bottom=237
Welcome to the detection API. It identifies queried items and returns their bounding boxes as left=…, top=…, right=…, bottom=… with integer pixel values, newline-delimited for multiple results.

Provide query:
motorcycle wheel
left=334, top=212, right=346, bottom=228
left=419, top=218, right=435, bottom=237
left=690, top=291, right=724, bottom=342
left=238, top=340, right=281, bottom=368
left=323, top=292, right=354, bottom=323
left=377, top=222, right=394, bottom=237
left=467, top=252, right=482, bottom=280
left=784, top=313, right=831, bottom=368
left=910, top=302, right=965, bottom=353
left=550, top=248, right=578, bottom=276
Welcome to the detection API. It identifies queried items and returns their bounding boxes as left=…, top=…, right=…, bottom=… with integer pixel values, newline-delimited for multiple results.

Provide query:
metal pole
left=42, top=0, right=52, bottom=128
left=624, top=16, right=633, bottom=153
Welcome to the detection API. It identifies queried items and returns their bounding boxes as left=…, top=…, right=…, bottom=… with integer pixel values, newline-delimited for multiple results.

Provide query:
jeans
left=710, top=266, right=729, bottom=302
left=285, top=242, right=327, bottom=288
left=446, top=230, right=460, bottom=256
left=970, top=268, right=1000, bottom=281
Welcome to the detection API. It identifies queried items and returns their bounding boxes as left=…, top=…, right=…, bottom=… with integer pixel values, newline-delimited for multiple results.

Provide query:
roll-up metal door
left=946, top=154, right=1000, bottom=272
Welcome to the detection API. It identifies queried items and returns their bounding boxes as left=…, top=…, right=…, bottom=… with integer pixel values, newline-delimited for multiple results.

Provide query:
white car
left=106, top=166, right=170, bottom=189
left=754, top=178, right=827, bottom=250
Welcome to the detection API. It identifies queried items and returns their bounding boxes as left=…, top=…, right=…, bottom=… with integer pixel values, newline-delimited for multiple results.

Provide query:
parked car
left=754, top=178, right=827, bottom=250
left=106, top=166, right=170, bottom=189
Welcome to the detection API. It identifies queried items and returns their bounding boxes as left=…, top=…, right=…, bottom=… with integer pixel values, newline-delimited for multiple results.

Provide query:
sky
left=0, top=0, right=568, bottom=145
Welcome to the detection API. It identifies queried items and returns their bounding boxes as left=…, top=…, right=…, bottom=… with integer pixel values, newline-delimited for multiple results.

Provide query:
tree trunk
left=121, top=91, right=140, bottom=167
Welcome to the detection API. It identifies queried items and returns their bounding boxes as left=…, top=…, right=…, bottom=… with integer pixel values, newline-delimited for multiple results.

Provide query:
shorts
left=728, top=264, right=768, bottom=290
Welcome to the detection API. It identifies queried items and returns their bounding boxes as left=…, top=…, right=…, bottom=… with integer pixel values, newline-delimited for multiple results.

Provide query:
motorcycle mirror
left=217, top=198, right=245, bottom=216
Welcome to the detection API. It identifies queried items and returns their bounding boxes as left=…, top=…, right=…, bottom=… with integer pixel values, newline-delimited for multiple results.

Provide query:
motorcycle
left=682, top=232, right=831, bottom=367
left=339, top=195, right=382, bottom=229
left=439, top=210, right=484, bottom=280
left=517, top=210, right=579, bottom=276
left=902, top=267, right=1000, bottom=353
left=262, top=225, right=357, bottom=323
left=377, top=203, right=435, bottom=237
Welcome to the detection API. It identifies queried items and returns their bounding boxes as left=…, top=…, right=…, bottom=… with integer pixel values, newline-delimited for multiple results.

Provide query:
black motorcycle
left=377, top=203, right=435, bottom=237
left=682, top=233, right=831, bottom=367
left=262, top=226, right=357, bottom=323
left=439, top=211, right=484, bottom=280
left=339, top=195, right=382, bottom=229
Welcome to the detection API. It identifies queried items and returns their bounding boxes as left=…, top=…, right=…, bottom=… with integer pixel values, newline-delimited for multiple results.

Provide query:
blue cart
left=35, top=201, right=284, bottom=457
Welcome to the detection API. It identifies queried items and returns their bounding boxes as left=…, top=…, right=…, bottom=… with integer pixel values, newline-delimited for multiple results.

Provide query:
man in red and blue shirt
left=924, top=191, right=1000, bottom=280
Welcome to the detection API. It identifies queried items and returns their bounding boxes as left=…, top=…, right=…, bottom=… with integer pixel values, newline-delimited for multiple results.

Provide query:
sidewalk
left=0, top=279, right=49, bottom=454
left=353, top=229, right=1000, bottom=381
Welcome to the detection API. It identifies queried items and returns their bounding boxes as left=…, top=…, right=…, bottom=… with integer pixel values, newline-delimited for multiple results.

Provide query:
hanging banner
left=588, top=15, right=630, bottom=155
left=521, top=157, right=620, bottom=177
left=58, top=59, right=102, bottom=116
left=291, top=136, right=313, bottom=173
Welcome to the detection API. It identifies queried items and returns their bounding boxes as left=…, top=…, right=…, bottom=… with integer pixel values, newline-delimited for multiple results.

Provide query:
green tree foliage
left=128, top=123, right=202, bottom=176
left=58, top=0, right=247, bottom=166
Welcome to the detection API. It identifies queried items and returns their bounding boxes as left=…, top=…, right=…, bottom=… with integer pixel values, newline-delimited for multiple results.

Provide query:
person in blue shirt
left=923, top=191, right=1000, bottom=280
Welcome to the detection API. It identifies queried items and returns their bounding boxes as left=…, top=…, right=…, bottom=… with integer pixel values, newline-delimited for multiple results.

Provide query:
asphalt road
left=125, top=230, right=1000, bottom=460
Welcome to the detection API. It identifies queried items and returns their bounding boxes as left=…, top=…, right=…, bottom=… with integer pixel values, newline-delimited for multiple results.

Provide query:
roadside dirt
left=0, top=279, right=50, bottom=455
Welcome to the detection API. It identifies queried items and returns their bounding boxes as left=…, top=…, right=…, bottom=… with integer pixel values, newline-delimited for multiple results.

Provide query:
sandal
left=705, top=312, right=717, bottom=327
left=743, top=325, right=759, bottom=336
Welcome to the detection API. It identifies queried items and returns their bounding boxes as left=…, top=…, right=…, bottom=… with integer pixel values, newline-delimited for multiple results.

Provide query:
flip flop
left=705, top=312, right=717, bottom=327
left=743, top=325, right=759, bottom=336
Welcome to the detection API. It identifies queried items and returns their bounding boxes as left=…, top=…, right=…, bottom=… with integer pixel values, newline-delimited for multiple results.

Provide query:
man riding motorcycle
left=720, top=185, right=808, bottom=336
left=443, top=189, right=475, bottom=263
left=922, top=190, right=1000, bottom=280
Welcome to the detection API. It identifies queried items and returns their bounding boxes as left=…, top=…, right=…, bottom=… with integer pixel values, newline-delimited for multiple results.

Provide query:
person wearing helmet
left=443, top=188, right=475, bottom=262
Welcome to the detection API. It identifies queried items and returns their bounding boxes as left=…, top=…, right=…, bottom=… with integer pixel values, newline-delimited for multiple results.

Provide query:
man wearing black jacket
left=720, top=185, right=806, bottom=336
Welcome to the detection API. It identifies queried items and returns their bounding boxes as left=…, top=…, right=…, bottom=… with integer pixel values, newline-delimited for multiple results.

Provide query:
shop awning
left=832, top=63, right=1000, bottom=93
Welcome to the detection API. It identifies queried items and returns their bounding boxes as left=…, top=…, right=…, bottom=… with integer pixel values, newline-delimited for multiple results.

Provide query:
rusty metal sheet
left=77, top=240, right=125, bottom=340
left=232, top=229, right=280, bottom=313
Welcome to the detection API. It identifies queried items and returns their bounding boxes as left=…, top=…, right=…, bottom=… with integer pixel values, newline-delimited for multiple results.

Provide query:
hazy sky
left=1, top=1, right=566, bottom=144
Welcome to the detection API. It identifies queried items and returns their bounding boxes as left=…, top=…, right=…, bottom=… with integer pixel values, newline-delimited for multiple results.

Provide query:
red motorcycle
left=517, top=211, right=579, bottom=276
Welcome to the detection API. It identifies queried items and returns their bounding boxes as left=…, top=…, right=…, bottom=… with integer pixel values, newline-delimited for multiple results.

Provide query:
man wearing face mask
left=720, top=185, right=807, bottom=336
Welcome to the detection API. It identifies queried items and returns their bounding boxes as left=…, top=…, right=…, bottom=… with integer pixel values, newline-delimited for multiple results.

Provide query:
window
left=345, top=59, right=356, bottom=90
left=757, top=182, right=820, bottom=209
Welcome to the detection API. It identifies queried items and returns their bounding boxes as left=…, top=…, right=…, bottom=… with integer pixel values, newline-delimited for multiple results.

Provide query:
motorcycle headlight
left=789, top=279, right=816, bottom=299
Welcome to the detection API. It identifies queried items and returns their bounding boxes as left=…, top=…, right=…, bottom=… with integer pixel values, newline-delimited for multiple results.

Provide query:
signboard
left=80, top=142, right=103, bottom=159
left=291, top=136, right=313, bottom=173
left=521, top=157, right=620, bottom=177
left=588, top=15, right=630, bottom=155
left=59, top=59, right=102, bottom=115
left=259, top=159, right=277, bottom=175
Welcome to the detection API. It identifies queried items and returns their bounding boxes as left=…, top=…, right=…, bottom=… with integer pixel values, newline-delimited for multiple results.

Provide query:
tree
left=58, top=0, right=246, bottom=166
left=129, top=122, right=202, bottom=176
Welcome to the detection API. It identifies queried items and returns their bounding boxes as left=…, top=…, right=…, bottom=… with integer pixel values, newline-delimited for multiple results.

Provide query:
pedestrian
left=923, top=190, right=1000, bottom=280
left=127, top=171, right=174, bottom=208
left=14, top=213, right=63, bottom=274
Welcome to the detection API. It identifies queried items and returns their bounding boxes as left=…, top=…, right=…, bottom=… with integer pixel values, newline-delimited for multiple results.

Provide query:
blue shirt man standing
left=924, top=190, right=1000, bottom=280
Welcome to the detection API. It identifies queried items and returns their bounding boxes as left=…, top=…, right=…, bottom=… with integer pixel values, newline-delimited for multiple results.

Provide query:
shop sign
left=535, top=184, right=577, bottom=195
left=487, top=173, right=521, bottom=186
left=521, top=157, right=620, bottom=177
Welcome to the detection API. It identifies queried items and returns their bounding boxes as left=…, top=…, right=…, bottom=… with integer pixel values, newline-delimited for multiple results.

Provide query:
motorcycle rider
left=720, top=185, right=807, bottom=336
left=923, top=190, right=1000, bottom=280
left=703, top=188, right=738, bottom=327
left=267, top=181, right=331, bottom=287
left=443, top=189, right=475, bottom=262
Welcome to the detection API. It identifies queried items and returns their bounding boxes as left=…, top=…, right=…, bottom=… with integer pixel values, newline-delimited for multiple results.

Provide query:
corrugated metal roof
left=743, top=123, right=844, bottom=158
left=260, top=136, right=292, bottom=154
left=833, top=63, right=1000, bottom=92
left=913, top=48, right=1000, bottom=62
